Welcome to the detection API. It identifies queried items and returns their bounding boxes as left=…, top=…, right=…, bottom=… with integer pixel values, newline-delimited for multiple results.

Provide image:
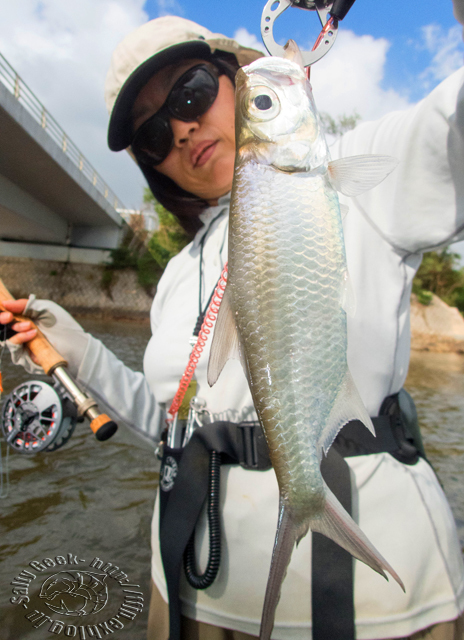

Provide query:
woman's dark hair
left=137, top=51, right=240, bottom=237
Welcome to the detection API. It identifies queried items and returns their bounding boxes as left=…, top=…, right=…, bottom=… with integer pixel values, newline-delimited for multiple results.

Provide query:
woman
left=2, top=11, right=464, bottom=640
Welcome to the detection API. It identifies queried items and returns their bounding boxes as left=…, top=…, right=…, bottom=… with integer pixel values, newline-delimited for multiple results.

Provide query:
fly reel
left=1, top=380, right=78, bottom=454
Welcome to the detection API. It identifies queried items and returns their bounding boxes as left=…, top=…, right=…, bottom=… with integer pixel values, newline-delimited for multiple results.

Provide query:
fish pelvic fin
left=319, top=368, right=375, bottom=456
left=328, top=155, right=399, bottom=197
left=260, top=499, right=309, bottom=640
left=312, top=483, right=405, bottom=592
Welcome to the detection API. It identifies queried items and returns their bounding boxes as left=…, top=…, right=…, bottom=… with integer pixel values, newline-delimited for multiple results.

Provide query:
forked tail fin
left=260, top=500, right=309, bottom=640
left=311, top=482, right=404, bottom=590
left=259, top=489, right=404, bottom=640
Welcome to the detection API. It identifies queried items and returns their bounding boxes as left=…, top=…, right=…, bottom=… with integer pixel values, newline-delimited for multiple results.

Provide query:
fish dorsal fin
left=328, top=155, right=399, bottom=197
left=341, top=269, right=356, bottom=317
left=207, top=285, right=241, bottom=387
left=319, top=369, right=375, bottom=456
left=283, top=39, right=305, bottom=70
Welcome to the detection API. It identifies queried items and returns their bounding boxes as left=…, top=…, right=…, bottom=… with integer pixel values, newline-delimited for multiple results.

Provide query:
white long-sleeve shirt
left=76, top=67, right=464, bottom=638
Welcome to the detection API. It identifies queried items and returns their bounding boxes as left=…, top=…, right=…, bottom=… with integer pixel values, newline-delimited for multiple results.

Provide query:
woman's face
left=132, top=59, right=236, bottom=204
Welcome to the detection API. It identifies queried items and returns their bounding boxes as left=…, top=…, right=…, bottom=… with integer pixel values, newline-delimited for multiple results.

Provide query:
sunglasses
left=131, top=64, right=221, bottom=166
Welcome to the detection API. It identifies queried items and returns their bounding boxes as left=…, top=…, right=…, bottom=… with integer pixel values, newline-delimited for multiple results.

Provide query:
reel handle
left=0, top=279, right=117, bottom=442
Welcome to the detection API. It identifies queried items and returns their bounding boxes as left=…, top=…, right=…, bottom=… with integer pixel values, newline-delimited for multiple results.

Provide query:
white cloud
left=309, top=30, right=412, bottom=123
left=233, top=26, right=413, bottom=125
left=233, top=27, right=268, bottom=55
left=0, top=0, right=149, bottom=209
left=156, top=0, right=185, bottom=17
left=419, top=24, right=464, bottom=86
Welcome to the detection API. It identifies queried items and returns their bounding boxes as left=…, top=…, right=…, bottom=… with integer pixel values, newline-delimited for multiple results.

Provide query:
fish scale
left=230, top=161, right=346, bottom=511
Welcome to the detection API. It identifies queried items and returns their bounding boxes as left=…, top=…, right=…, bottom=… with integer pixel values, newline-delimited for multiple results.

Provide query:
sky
left=0, top=0, right=463, bottom=213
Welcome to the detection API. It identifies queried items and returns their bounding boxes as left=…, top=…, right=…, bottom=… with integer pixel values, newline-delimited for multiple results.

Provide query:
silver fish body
left=230, top=162, right=345, bottom=521
left=208, top=48, right=403, bottom=640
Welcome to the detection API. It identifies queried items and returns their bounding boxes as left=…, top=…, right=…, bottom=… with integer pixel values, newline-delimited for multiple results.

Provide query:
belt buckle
left=237, top=421, right=259, bottom=469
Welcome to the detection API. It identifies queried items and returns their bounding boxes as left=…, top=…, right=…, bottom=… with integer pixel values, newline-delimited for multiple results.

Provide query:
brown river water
left=0, top=318, right=462, bottom=639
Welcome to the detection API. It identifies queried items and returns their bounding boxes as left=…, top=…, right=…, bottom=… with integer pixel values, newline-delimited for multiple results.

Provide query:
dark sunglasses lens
left=131, top=66, right=219, bottom=166
left=133, top=116, right=172, bottom=165
left=168, top=67, right=218, bottom=121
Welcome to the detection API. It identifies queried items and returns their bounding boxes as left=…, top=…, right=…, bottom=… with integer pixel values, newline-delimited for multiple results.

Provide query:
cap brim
left=108, top=40, right=212, bottom=151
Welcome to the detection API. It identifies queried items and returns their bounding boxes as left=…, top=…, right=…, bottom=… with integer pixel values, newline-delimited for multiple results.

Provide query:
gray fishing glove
left=5, top=295, right=90, bottom=377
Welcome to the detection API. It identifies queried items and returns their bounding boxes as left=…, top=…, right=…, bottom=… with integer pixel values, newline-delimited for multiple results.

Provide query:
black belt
left=159, top=393, right=423, bottom=640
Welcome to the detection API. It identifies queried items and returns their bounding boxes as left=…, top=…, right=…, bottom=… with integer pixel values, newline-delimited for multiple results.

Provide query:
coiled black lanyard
left=182, top=210, right=227, bottom=590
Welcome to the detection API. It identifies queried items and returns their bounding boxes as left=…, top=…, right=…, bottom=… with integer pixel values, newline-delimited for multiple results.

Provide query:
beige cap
left=105, top=16, right=263, bottom=151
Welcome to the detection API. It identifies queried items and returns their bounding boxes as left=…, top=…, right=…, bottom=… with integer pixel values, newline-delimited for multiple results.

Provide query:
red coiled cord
left=168, top=263, right=228, bottom=419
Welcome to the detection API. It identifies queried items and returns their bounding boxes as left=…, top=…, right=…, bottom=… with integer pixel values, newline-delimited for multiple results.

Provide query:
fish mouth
left=191, top=140, right=218, bottom=167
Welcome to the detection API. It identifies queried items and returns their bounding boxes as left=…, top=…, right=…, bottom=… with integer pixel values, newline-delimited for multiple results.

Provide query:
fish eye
left=244, top=86, right=280, bottom=122
left=254, top=94, right=272, bottom=110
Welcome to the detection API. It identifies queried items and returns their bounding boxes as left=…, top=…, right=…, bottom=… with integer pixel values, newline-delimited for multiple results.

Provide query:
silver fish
left=208, top=42, right=403, bottom=640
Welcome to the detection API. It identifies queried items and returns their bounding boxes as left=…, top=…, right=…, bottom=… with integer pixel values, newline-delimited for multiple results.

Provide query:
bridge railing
left=0, top=52, right=125, bottom=212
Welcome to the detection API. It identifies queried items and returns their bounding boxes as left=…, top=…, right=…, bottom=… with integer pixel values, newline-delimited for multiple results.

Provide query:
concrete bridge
left=0, top=52, right=126, bottom=265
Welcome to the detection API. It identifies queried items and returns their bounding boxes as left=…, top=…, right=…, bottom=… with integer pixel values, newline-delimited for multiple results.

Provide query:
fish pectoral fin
left=328, top=155, right=399, bottom=197
left=311, top=484, right=405, bottom=592
left=319, top=369, right=375, bottom=456
left=207, top=285, right=241, bottom=386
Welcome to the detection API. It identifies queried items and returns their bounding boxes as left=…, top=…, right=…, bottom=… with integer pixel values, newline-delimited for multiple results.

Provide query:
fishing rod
left=0, top=279, right=117, bottom=454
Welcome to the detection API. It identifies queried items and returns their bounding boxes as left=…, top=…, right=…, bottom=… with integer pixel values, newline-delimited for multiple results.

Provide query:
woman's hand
left=0, top=296, right=90, bottom=377
left=0, top=299, right=38, bottom=345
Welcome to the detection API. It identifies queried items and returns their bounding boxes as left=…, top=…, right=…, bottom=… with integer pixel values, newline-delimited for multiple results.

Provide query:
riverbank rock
left=410, top=293, right=464, bottom=352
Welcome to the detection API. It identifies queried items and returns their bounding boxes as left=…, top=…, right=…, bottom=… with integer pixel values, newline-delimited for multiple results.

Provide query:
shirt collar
left=194, top=193, right=231, bottom=247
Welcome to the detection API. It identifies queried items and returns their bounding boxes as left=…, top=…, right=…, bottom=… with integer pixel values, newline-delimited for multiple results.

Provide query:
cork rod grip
left=0, top=279, right=67, bottom=375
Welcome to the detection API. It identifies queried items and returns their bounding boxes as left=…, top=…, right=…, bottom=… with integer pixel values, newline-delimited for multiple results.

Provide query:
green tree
left=412, top=249, right=464, bottom=311
left=320, top=111, right=361, bottom=137
left=102, top=203, right=163, bottom=296
left=144, top=190, right=190, bottom=270
left=102, top=191, right=191, bottom=297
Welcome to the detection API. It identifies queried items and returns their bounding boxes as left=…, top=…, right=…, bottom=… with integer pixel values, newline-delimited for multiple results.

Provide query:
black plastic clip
left=237, top=421, right=272, bottom=470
